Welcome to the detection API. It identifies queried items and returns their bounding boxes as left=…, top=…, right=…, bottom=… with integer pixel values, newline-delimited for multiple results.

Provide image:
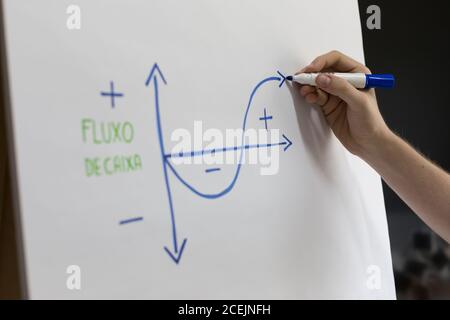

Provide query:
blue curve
left=150, top=66, right=287, bottom=264
left=163, top=76, right=282, bottom=199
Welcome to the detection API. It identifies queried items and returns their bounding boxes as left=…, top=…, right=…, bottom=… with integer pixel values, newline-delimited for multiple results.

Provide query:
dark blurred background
left=358, top=1, right=450, bottom=299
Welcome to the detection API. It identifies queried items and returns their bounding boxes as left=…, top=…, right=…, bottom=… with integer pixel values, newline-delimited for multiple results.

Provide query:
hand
left=298, top=52, right=450, bottom=242
left=298, top=50, right=391, bottom=158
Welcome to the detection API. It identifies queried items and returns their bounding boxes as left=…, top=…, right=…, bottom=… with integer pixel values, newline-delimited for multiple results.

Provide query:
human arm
left=298, top=50, right=450, bottom=243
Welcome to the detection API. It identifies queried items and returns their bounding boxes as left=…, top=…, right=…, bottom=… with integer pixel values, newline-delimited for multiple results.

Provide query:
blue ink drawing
left=101, top=81, right=124, bottom=108
left=119, top=216, right=144, bottom=225
left=259, top=108, right=273, bottom=130
left=146, top=64, right=293, bottom=264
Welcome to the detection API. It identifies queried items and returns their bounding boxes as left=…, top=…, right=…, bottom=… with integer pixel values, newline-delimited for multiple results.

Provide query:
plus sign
left=100, top=81, right=124, bottom=108
left=259, top=108, right=273, bottom=131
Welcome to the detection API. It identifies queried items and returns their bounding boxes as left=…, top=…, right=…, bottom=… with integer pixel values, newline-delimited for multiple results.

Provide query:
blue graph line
left=282, top=134, right=293, bottom=152
left=164, top=238, right=187, bottom=264
left=153, top=75, right=187, bottom=263
left=277, top=71, right=287, bottom=87
left=145, top=63, right=167, bottom=86
left=147, top=63, right=291, bottom=264
left=165, top=141, right=288, bottom=159
left=119, top=216, right=143, bottom=225
left=164, top=76, right=281, bottom=200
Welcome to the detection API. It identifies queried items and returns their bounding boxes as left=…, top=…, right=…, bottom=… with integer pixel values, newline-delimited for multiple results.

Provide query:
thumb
left=316, top=74, right=365, bottom=106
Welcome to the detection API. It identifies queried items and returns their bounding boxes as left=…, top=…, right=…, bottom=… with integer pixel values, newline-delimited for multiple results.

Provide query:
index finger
left=298, top=50, right=370, bottom=74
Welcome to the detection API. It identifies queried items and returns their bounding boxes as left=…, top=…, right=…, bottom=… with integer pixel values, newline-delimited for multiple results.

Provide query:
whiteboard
left=2, top=0, right=396, bottom=299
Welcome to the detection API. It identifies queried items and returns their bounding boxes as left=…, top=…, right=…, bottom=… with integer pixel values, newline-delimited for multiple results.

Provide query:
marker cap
left=366, top=74, right=395, bottom=88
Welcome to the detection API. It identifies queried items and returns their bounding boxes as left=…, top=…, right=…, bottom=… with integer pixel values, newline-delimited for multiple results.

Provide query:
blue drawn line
left=259, top=108, right=273, bottom=130
left=282, top=134, right=293, bottom=151
left=145, top=63, right=167, bottom=86
left=101, top=81, right=124, bottom=108
left=152, top=73, right=187, bottom=264
left=146, top=63, right=291, bottom=264
left=164, top=238, right=187, bottom=264
left=119, top=216, right=143, bottom=225
left=277, top=71, right=287, bottom=88
left=164, top=76, right=283, bottom=200
left=165, top=141, right=288, bottom=159
left=205, top=168, right=221, bottom=173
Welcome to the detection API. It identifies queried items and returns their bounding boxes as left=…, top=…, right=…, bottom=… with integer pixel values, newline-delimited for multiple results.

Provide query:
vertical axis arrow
left=147, top=63, right=187, bottom=264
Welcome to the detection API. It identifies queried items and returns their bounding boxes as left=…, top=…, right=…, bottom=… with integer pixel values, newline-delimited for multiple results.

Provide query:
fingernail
left=316, top=74, right=331, bottom=88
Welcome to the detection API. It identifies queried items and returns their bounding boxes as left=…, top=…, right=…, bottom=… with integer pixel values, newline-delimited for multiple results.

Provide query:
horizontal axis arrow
left=165, top=136, right=293, bottom=159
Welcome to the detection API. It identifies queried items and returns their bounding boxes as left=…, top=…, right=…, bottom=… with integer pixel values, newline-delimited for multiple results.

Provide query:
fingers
left=321, top=94, right=341, bottom=117
left=298, top=83, right=344, bottom=129
left=314, top=88, right=329, bottom=106
left=315, top=74, right=366, bottom=107
left=299, top=85, right=315, bottom=96
left=299, top=84, right=340, bottom=115
left=299, top=85, right=329, bottom=106
left=299, top=50, right=370, bottom=74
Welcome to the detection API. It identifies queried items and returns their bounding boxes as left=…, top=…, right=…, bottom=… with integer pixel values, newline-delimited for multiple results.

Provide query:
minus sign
left=205, top=168, right=221, bottom=173
left=119, top=217, right=143, bottom=225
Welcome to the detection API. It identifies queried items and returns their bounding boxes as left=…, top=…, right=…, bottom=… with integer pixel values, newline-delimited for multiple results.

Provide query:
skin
left=297, top=50, right=450, bottom=243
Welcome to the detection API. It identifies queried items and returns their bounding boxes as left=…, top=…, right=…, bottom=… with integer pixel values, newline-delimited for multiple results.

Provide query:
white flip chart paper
left=2, top=0, right=395, bottom=299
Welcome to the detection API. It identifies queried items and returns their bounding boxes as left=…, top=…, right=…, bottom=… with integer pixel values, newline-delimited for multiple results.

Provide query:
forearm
left=361, top=131, right=450, bottom=242
left=301, top=50, right=450, bottom=242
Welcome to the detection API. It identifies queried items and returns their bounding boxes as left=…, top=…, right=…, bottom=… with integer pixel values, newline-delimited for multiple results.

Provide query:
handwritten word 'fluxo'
left=81, top=118, right=134, bottom=144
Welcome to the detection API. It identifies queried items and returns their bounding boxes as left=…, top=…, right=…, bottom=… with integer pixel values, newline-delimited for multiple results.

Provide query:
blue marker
left=286, top=73, right=395, bottom=89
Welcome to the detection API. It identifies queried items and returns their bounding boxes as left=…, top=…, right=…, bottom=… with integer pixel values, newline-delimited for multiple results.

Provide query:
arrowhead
left=145, top=63, right=167, bottom=86
left=282, top=134, right=292, bottom=152
left=164, top=238, right=188, bottom=264
left=277, top=71, right=288, bottom=88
